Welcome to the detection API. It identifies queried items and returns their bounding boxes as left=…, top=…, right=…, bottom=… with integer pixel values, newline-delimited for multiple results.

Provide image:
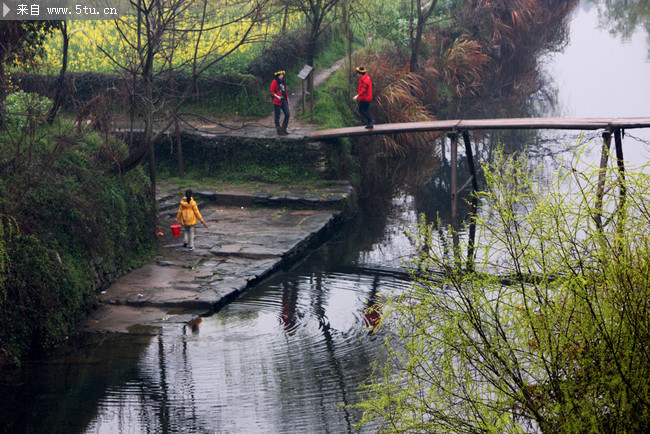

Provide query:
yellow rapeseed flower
left=37, top=6, right=302, bottom=74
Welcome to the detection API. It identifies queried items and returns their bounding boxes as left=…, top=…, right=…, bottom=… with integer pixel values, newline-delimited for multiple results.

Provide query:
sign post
left=297, top=65, right=314, bottom=119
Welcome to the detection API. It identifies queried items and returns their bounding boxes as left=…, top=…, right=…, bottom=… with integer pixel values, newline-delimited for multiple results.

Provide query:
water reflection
left=587, top=0, right=650, bottom=55
left=0, top=334, right=153, bottom=433
left=1, top=241, right=413, bottom=433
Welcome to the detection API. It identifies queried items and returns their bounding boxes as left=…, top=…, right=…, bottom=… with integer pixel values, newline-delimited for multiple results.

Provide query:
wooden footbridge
left=309, top=117, right=650, bottom=268
left=308, top=117, right=650, bottom=140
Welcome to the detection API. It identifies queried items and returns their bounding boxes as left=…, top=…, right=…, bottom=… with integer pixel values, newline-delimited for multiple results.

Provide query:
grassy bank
left=0, top=118, right=156, bottom=367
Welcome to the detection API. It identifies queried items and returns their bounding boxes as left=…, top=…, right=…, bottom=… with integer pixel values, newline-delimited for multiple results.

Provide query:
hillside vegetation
left=0, top=103, right=155, bottom=366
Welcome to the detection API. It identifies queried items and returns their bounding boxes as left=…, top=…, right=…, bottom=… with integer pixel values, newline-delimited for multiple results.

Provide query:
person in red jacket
left=270, top=70, right=290, bottom=135
left=353, top=66, right=374, bottom=129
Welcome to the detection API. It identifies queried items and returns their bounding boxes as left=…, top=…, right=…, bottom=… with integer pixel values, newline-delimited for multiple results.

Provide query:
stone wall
left=118, top=131, right=347, bottom=180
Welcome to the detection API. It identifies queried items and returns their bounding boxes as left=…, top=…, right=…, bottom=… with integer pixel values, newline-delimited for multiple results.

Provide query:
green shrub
left=358, top=147, right=650, bottom=432
left=4, top=90, right=52, bottom=131
left=0, top=126, right=155, bottom=367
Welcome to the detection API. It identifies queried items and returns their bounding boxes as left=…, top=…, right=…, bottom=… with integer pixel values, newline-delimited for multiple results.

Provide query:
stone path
left=81, top=182, right=353, bottom=334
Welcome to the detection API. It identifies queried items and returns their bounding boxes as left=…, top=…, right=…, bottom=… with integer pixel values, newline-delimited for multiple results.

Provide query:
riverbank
left=82, top=181, right=354, bottom=333
left=81, top=57, right=354, bottom=334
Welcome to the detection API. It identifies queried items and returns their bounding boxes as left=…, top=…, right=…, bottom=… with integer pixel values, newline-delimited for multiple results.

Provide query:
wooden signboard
left=297, top=65, right=313, bottom=80
left=298, top=65, right=314, bottom=117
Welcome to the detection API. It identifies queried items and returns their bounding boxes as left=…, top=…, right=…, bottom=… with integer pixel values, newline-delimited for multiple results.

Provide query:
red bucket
left=171, top=224, right=181, bottom=237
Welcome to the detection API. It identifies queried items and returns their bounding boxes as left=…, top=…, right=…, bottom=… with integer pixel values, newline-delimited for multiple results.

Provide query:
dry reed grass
left=352, top=53, right=440, bottom=158
left=349, top=0, right=578, bottom=154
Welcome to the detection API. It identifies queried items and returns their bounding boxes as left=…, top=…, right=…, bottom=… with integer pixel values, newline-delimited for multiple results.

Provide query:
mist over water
left=538, top=0, right=650, bottom=168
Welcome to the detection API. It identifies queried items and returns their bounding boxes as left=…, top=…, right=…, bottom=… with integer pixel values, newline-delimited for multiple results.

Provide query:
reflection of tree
left=262, top=260, right=395, bottom=430
left=413, top=152, right=477, bottom=224
left=463, top=0, right=579, bottom=119
left=344, top=141, right=442, bottom=256
left=129, top=330, right=206, bottom=432
left=0, top=334, right=152, bottom=433
left=588, top=0, right=650, bottom=54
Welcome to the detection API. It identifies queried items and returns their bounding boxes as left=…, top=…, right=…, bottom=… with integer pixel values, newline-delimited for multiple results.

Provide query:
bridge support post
left=448, top=132, right=460, bottom=264
left=614, top=128, right=627, bottom=234
left=614, top=128, right=626, bottom=203
left=463, top=131, right=478, bottom=271
left=449, top=132, right=458, bottom=230
left=595, top=130, right=611, bottom=230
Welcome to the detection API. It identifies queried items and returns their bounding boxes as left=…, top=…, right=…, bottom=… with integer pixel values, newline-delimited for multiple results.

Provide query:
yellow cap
left=356, top=67, right=366, bottom=73
left=274, top=70, right=286, bottom=76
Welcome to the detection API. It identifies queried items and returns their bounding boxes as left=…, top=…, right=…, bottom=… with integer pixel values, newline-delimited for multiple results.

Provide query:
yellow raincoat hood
left=176, top=197, right=203, bottom=226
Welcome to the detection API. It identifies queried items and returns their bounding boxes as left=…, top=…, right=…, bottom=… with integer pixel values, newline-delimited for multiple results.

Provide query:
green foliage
left=159, top=157, right=320, bottom=184
left=0, top=124, right=155, bottom=366
left=371, top=4, right=411, bottom=48
left=247, top=27, right=314, bottom=79
left=3, top=91, right=52, bottom=131
left=313, top=32, right=348, bottom=68
left=358, top=145, right=650, bottom=431
left=311, top=66, right=355, bottom=129
left=182, top=74, right=268, bottom=118
left=308, top=65, right=357, bottom=180
left=167, top=161, right=318, bottom=184
left=1, top=227, right=86, bottom=357
left=153, top=129, right=342, bottom=181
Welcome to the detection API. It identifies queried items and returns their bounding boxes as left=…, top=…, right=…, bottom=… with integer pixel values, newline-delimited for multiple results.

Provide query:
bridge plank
left=307, top=117, right=650, bottom=140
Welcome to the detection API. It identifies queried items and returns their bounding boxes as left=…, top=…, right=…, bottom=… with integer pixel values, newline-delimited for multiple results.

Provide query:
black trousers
left=358, top=101, right=373, bottom=126
left=274, top=101, right=290, bottom=129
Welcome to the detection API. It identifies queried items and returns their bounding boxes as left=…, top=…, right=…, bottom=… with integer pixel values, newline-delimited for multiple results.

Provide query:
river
left=1, top=1, right=649, bottom=432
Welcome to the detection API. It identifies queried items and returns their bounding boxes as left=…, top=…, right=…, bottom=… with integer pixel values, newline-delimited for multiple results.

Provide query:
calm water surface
left=1, top=1, right=649, bottom=432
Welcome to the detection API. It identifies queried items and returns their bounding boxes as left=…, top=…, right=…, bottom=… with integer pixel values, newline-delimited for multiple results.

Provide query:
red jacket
left=270, top=79, right=289, bottom=106
left=357, top=73, right=372, bottom=102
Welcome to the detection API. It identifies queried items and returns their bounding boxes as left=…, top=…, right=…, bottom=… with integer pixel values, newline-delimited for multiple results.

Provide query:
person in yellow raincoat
left=173, top=189, right=208, bottom=250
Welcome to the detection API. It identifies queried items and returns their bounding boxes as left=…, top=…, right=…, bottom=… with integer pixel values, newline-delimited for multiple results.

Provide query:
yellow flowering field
left=37, top=8, right=303, bottom=74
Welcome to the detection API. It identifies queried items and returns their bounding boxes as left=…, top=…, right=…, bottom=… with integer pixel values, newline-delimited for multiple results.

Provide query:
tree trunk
left=342, top=2, right=353, bottom=96
left=307, top=33, right=317, bottom=67
left=281, top=6, right=289, bottom=34
left=409, top=0, right=416, bottom=72
left=175, top=116, right=183, bottom=178
left=117, top=42, right=155, bottom=173
left=0, top=42, right=7, bottom=128
left=47, top=22, right=69, bottom=124
left=409, top=25, right=423, bottom=72
left=410, top=0, right=438, bottom=73
left=144, top=51, right=156, bottom=202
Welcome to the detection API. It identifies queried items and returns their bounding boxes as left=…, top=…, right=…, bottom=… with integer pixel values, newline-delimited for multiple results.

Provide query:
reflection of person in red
left=364, top=297, right=383, bottom=332
left=363, top=274, right=383, bottom=331
left=363, top=300, right=381, bottom=332
left=352, top=66, right=374, bottom=129
left=279, top=281, right=300, bottom=334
